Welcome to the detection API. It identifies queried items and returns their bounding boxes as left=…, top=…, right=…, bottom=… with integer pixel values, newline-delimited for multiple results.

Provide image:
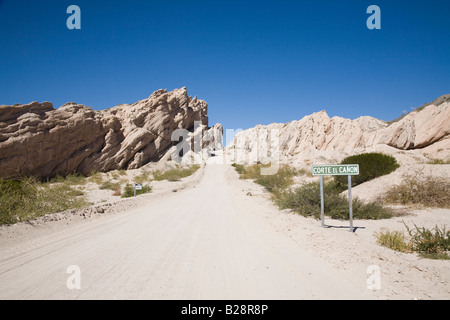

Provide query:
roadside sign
left=312, top=164, right=359, bottom=232
left=135, top=184, right=143, bottom=191
left=134, top=183, right=143, bottom=197
left=312, top=164, right=359, bottom=176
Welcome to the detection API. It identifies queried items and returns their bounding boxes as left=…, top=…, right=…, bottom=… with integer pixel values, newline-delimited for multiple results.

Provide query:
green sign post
left=312, top=164, right=359, bottom=232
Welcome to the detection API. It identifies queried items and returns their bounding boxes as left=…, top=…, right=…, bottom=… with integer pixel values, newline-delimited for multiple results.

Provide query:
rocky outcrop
left=0, top=88, right=217, bottom=179
left=227, top=95, right=450, bottom=166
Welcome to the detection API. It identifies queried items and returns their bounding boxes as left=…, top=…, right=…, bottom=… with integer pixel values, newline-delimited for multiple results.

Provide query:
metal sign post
left=320, top=175, right=325, bottom=228
left=348, top=175, right=353, bottom=232
left=312, top=164, right=359, bottom=232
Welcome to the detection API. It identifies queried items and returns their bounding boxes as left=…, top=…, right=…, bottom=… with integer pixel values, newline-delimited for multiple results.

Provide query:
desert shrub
left=122, top=184, right=152, bottom=198
left=405, top=223, right=449, bottom=260
left=352, top=200, right=395, bottom=220
left=233, top=163, right=297, bottom=193
left=377, top=223, right=449, bottom=260
left=0, top=179, right=38, bottom=224
left=152, top=165, right=200, bottom=182
left=296, top=168, right=312, bottom=177
left=50, top=173, right=87, bottom=186
left=275, top=181, right=394, bottom=220
left=231, top=163, right=246, bottom=175
left=385, top=175, right=450, bottom=208
left=233, top=163, right=261, bottom=180
left=335, top=153, right=400, bottom=188
left=0, top=178, right=88, bottom=225
left=255, top=166, right=297, bottom=193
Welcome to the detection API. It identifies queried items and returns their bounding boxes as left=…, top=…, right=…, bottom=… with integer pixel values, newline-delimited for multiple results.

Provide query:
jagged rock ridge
left=0, top=87, right=215, bottom=179
left=227, top=95, right=450, bottom=166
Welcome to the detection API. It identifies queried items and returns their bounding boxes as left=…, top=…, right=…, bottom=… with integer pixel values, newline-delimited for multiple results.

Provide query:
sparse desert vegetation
left=376, top=223, right=450, bottom=260
left=384, top=174, right=450, bottom=208
left=0, top=177, right=89, bottom=225
left=152, top=165, right=201, bottom=182
left=0, top=164, right=203, bottom=225
left=232, top=162, right=396, bottom=220
left=231, top=163, right=298, bottom=193
left=426, top=158, right=450, bottom=165
left=274, top=180, right=395, bottom=220
left=232, top=153, right=449, bottom=261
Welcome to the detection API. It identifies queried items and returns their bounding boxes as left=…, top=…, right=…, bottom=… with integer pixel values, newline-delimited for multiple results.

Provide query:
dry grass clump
left=426, top=159, right=450, bottom=165
left=152, top=165, right=201, bottom=182
left=232, top=163, right=298, bottom=193
left=384, top=174, right=450, bottom=208
left=0, top=177, right=89, bottom=225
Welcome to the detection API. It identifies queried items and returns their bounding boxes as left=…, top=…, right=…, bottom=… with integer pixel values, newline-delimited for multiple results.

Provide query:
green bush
left=122, top=184, right=152, bottom=198
left=275, top=181, right=394, bottom=220
left=335, top=153, right=400, bottom=188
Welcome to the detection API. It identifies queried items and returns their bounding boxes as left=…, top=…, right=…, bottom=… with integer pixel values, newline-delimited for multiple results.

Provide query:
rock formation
left=227, top=95, right=450, bottom=166
left=0, top=87, right=221, bottom=179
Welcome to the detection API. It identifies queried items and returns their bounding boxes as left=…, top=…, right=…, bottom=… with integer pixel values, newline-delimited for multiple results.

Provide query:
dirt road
left=0, top=164, right=370, bottom=300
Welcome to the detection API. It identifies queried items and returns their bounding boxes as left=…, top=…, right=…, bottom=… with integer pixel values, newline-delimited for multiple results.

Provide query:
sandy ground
left=0, top=162, right=449, bottom=300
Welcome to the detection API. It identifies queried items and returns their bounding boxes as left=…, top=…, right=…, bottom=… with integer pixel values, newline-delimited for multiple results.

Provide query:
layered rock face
left=0, top=88, right=214, bottom=179
left=227, top=95, right=450, bottom=166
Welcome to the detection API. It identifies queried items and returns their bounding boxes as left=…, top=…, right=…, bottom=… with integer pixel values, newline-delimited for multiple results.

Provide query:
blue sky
left=1, top=0, right=449, bottom=132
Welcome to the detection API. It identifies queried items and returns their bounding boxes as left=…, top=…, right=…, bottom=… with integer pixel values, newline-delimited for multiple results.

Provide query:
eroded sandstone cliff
left=227, top=95, right=450, bottom=166
left=0, top=88, right=212, bottom=179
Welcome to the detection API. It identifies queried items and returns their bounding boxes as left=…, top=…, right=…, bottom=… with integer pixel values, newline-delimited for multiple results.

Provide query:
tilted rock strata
left=0, top=88, right=212, bottom=179
left=228, top=97, right=450, bottom=165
